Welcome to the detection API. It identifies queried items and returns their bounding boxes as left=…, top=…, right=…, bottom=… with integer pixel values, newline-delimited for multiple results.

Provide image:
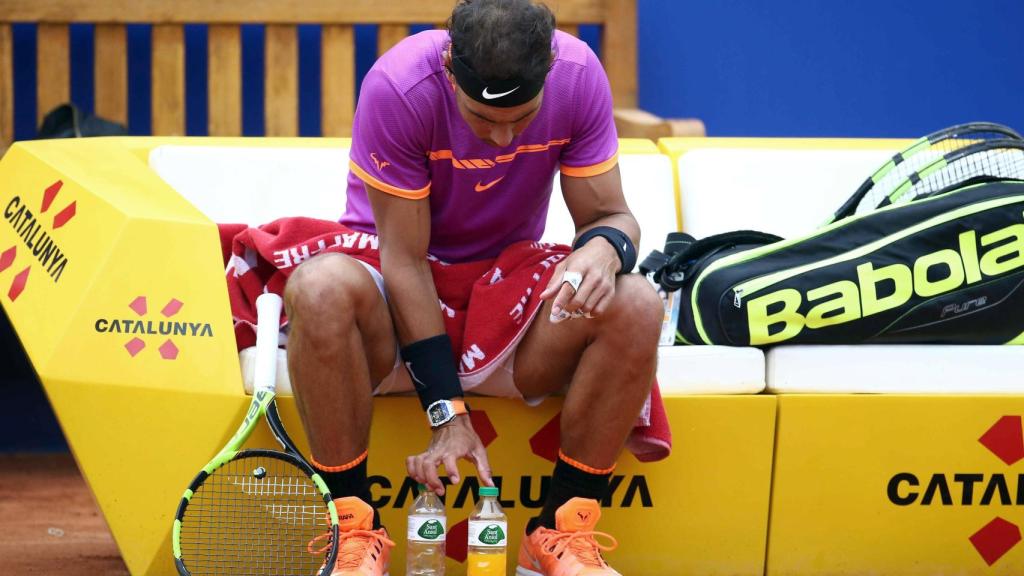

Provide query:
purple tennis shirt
left=343, top=30, right=619, bottom=263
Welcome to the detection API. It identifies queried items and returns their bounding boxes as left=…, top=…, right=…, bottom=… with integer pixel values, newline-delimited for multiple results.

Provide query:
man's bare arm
left=561, top=164, right=639, bottom=251
left=365, top=183, right=493, bottom=494
left=365, top=184, right=445, bottom=344
left=539, top=165, right=641, bottom=319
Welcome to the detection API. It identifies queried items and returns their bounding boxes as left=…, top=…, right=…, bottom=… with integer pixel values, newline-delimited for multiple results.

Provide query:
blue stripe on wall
left=185, top=24, right=208, bottom=136
left=11, top=24, right=36, bottom=141
left=68, top=24, right=94, bottom=117
left=126, top=24, right=151, bottom=136
left=240, top=24, right=264, bottom=136
left=297, top=24, right=321, bottom=137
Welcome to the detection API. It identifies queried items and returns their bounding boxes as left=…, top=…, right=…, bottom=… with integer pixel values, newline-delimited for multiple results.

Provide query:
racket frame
left=829, top=122, right=1022, bottom=223
left=172, top=293, right=339, bottom=576
left=887, top=138, right=1024, bottom=204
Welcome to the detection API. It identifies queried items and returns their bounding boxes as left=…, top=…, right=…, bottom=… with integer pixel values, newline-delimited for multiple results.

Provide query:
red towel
left=220, top=217, right=671, bottom=462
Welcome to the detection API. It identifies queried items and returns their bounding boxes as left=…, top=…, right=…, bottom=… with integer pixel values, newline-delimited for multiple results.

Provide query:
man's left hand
left=539, top=238, right=620, bottom=322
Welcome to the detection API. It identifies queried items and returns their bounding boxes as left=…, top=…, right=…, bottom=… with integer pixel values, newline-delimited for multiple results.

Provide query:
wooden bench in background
left=0, top=0, right=704, bottom=150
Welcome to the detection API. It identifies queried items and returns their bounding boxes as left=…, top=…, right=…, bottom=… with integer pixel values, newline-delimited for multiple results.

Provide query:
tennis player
left=284, top=1, right=662, bottom=573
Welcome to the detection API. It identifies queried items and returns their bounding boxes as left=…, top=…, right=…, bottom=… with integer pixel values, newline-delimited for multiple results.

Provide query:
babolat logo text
left=887, top=415, right=1024, bottom=566
left=747, top=215, right=1024, bottom=345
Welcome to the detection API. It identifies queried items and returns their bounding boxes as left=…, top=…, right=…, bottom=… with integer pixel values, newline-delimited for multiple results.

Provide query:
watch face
left=429, top=402, right=450, bottom=424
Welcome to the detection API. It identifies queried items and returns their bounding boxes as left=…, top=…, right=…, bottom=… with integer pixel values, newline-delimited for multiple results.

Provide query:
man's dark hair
left=447, top=0, right=555, bottom=85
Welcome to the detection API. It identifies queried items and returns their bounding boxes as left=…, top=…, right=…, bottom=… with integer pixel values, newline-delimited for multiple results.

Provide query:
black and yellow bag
left=645, top=125, right=1024, bottom=346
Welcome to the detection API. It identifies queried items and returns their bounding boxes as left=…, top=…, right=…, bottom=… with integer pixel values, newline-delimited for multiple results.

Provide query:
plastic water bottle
left=467, top=486, right=507, bottom=576
left=406, top=483, right=446, bottom=575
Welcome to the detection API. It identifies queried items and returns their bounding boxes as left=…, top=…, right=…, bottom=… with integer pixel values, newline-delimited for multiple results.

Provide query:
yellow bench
left=0, top=136, right=772, bottom=575
left=661, top=136, right=1024, bottom=575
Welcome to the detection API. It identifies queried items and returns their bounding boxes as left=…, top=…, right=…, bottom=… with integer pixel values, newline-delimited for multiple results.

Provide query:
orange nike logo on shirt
left=475, top=176, right=504, bottom=192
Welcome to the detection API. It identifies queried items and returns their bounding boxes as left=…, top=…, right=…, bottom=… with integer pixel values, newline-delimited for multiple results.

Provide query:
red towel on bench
left=219, top=217, right=671, bottom=462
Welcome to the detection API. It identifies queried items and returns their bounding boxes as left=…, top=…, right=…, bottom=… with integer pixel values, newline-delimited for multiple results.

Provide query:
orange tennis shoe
left=309, top=496, right=394, bottom=576
left=516, top=497, right=621, bottom=576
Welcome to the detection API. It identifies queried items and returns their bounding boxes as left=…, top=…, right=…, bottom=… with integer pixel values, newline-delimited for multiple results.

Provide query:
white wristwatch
left=426, top=399, right=469, bottom=429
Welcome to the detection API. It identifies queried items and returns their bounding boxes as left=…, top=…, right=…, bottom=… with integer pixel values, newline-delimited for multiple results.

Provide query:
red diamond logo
left=529, top=411, right=561, bottom=463
left=125, top=338, right=145, bottom=357
left=445, top=518, right=468, bottom=563
left=8, top=266, right=29, bottom=301
left=161, top=298, right=183, bottom=317
left=129, top=296, right=147, bottom=316
left=41, top=180, right=62, bottom=213
left=52, top=201, right=77, bottom=229
left=0, top=246, right=15, bottom=273
left=970, top=517, right=1021, bottom=566
left=121, top=296, right=185, bottom=359
left=980, top=416, right=1024, bottom=466
left=469, top=410, right=497, bottom=448
left=159, top=340, right=179, bottom=360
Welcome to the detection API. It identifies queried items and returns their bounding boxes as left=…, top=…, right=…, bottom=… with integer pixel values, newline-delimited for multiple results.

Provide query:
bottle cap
left=479, top=486, right=499, bottom=497
left=417, top=483, right=427, bottom=491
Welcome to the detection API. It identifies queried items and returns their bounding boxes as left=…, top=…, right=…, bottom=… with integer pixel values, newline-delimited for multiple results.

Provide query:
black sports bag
left=644, top=127, right=1024, bottom=346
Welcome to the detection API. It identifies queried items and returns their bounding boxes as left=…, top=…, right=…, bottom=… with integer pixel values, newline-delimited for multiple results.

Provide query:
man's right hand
left=406, top=415, right=494, bottom=495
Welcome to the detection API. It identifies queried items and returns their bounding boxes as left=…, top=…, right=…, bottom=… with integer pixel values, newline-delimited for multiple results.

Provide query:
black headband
left=449, top=53, right=544, bottom=108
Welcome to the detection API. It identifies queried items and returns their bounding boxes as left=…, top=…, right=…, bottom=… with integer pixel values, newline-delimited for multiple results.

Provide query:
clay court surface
left=2, top=453, right=130, bottom=575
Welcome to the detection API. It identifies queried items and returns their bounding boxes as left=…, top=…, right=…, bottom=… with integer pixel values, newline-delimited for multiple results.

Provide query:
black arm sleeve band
left=573, top=226, right=638, bottom=274
left=400, top=334, right=464, bottom=410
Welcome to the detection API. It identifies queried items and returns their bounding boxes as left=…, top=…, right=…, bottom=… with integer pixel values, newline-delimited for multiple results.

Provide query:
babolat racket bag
left=644, top=126, right=1024, bottom=346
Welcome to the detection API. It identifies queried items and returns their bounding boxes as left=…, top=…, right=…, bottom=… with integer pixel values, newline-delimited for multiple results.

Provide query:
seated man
left=284, top=1, right=662, bottom=574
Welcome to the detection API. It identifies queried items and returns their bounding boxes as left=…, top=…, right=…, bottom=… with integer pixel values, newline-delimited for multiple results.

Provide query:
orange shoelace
left=308, top=529, right=396, bottom=570
left=538, top=529, right=618, bottom=566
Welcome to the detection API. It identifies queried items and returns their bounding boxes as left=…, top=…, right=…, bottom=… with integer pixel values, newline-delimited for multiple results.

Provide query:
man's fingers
left=472, top=446, right=495, bottom=486
left=539, top=261, right=567, bottom=300
left=591, top=282, right=617, bottom=316
left=581, top=277, right=613, bottom=315
left=406, top=455, right=422, bottom=484
left=442, top=455, right=461, bottom=485
left=423, top=454, right=445, bottom=495
left=414, top=454, right=434, bottom=493
left=549, top=282, right=578, bottom=323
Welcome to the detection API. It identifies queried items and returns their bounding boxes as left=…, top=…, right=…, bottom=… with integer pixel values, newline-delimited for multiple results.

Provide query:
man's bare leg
left=515, top=273, right=663, bottom=467
left=284, top=253, right=397, bottom=469
left=514, top=273, right=662, bottom=537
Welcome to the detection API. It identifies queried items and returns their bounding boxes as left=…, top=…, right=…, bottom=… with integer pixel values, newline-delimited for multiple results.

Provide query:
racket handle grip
left=254, top=293, right=284, bottom=393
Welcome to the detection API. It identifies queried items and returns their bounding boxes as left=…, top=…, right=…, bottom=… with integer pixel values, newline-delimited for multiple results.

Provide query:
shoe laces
left=539, top=529, right=618, bottom=567
left=307, top=528, right=395, bottom=569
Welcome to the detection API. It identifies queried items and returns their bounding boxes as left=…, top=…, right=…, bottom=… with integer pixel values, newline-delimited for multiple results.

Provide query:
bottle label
left=408, top=515, right=446, bottom=542
left=468, top=520, right=507, bottom=547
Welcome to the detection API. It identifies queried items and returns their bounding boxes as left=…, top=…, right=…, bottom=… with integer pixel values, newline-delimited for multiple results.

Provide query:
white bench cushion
left=657, top=346, right=765, bottom=395
left=678, top=148, right=898, bottom=238
left=149, top=145, right=350, bottom=224
left=767, top=345, right=1024, bottom=393
left=242, top=345, right=767, bottom=396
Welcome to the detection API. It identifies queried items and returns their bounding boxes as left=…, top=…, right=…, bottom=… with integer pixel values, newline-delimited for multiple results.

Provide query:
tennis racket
left=829, top=122, right=1022, bottom=223
left=173, top=292, right=339, bottom=576
left=881, top=138, right=1024, bottom=205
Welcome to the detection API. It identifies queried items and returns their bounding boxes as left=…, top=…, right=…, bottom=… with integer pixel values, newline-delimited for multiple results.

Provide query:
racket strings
left=904, top=145, right=1024, bottom=202
left=179, top=454, right=331, bottom=576
left=858, top=131, right=1015, bottom=214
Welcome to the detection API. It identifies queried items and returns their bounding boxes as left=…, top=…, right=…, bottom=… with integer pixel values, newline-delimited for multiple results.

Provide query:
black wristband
left=573, top=226, right=638, bottom=274
left=401, top=334, right=464, bottom=411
